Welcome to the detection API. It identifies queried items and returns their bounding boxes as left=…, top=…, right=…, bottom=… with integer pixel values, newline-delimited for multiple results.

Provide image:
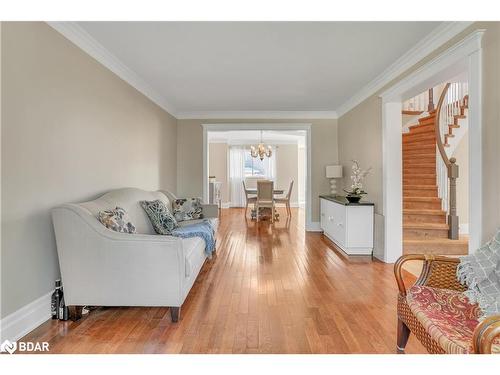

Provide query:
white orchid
left=345, top=160, right=371, bottom=196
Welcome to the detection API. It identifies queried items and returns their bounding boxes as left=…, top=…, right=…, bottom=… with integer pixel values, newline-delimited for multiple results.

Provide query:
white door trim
left=379, top=30, right=484, bottom=263
left=202, top=123, right=313, bottom=230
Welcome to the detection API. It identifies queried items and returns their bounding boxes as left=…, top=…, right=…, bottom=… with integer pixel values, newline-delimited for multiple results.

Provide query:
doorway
left=380, top=30, right=483, bottom=262
left=202, top=124, right=312, bottom=229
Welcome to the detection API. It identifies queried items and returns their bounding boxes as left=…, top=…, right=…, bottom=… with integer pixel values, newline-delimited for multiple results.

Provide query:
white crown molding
left=379, top=30, right=484, bottom=101
left=177, top=110, right=338, bottom=120
left=336, top=21, right=474, bottom=117
left=47, top=22, right=177, bottom=116
left=0, top=292, right=52, bottom=342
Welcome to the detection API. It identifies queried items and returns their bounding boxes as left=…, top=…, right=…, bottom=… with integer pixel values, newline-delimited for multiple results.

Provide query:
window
left=244, top=148, right=274, bottom=177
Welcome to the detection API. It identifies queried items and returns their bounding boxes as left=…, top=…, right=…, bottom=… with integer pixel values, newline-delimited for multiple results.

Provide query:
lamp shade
left=326, top=165, right=343, bottom=178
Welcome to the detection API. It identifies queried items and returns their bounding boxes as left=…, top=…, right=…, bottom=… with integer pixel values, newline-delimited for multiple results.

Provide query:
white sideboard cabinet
left=320, top=195, right=374, bottom=255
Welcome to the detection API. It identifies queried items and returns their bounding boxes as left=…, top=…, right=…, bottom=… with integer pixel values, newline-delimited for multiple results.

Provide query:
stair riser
left=403, top=213, right=446, bottom=223
left=403, top=189, right=438, bottom=197
left=408, top=124, right=435, bottom=134
left=417, top=117, right=436, bottom=126
left=404, top=178, right=436, bottom=185
left=404, top=200, right=442, bottom=210
left=403, top=146, right=436, bottom=153
left=404, top=167, right=436, bottom=175
left=403, top=136, right=436, bottom=145
left=403, top=159, right=436, bottom=166
left=403, top=242, right=468, bottom=255
left=404, top=228, right=448, bottom=239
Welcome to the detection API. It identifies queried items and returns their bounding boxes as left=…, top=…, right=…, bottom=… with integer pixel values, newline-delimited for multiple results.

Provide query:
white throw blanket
left=457, top=230, right=500, bottom=318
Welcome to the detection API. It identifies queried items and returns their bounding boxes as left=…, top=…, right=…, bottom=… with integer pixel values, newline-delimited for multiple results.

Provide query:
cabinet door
left=330, top=202, right=346, bottom=246
left=346, top=206, right=374, bottom=248
left=320, top=198, right=328, bottom=231
left=321, top=199, right=335, bottom=238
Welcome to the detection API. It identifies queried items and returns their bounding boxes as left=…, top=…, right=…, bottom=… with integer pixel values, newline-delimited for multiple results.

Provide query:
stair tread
left=404, top=197, right=440, bottom=202
left=403, top=209, right=446, bottom=215
left=404, top=185, right=438, bottom=189
left=403, top=164, right=435, bottom=169
left=403, top=222, right=448, bottom=229
left=404, top=237, right=468, bottom=244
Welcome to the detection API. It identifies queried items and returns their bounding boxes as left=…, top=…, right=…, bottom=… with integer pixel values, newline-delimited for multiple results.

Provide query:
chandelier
left=250, top=131, right=272, bottom=160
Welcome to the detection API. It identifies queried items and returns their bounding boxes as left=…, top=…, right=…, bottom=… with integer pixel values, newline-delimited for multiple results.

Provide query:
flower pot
left=346, top=195, right=362, bottom=203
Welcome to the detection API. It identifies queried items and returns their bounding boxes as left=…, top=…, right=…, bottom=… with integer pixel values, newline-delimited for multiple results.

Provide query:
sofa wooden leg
left=397, top=318, right=410, bottom=353
left=170, top=306, right=181, bottom=322
left=68, top=305, right=83, bottom=321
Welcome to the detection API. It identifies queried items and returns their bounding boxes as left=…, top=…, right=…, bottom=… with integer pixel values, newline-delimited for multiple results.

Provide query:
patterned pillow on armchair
left=172, top=198, right=204, bottom=222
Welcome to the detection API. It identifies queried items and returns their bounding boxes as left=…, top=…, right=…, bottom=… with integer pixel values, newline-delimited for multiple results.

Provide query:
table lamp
left=325, top=165, right=343, bottom=195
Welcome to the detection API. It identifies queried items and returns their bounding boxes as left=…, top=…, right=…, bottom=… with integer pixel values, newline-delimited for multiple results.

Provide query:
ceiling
left=75, top=21, right=442, bottom=116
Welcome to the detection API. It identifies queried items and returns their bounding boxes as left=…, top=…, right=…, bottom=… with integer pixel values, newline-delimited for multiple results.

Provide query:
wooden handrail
left=435, top=82, right=459, bottom=240
left=435, top=83, right=451, bottom=167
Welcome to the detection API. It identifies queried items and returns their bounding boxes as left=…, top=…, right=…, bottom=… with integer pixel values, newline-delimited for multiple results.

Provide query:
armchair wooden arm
left=394, top=254, right=465, bottom=296
left=473, top=316, right=500, bottom=354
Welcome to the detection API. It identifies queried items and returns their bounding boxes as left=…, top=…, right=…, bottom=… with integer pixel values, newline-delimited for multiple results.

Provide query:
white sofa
left=52, top=187, right=218, bottom=322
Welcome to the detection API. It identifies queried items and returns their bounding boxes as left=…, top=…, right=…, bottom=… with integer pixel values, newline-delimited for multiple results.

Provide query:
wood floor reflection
left=22, top=208, right=426, bottom=354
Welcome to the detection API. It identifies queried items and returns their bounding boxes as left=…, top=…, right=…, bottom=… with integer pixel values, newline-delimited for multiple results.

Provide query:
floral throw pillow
left=98, top=207, right=136, bottom=234
left=172, top=198, right=204, bottom=222
left=140, top=199, right=178, bottom=235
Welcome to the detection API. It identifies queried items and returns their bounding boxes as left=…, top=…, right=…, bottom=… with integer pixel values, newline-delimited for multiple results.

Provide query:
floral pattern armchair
left=394, top=254, right=500, bottom=354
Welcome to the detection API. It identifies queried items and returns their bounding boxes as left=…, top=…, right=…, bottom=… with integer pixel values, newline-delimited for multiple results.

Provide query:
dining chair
left=242, top=180, right=257, bottom=215
left=275, top=180, right=294, bottom=217
left=256, top=180, right=275, bottom=223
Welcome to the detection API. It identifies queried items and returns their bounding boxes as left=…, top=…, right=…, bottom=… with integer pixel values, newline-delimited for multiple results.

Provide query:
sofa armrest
left=473, top=315, right=500, bottom=354
left=202, top=204, right=219, bottom=219
left=394, top=254, right=464, bottom=296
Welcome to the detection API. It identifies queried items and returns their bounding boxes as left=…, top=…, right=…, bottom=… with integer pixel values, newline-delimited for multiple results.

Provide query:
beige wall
left=338, top=95, right=383, bottom=213
left=275, top=144, right=299, bottom=204
left=208, top=143, right=229, bottom=203
left=178, top=119, right=338, bottom=221
left=338, top=22, right=500, bottom=250
left=1, top=22, right=177, bottom=318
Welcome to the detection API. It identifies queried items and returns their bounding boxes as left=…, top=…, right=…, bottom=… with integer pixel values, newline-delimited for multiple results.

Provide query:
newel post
left=427, top=88, right=435, bottom=112
left=448, top=157, right=459, bottom=240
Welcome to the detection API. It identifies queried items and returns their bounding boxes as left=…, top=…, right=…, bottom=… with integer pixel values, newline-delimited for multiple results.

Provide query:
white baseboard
left=0, top=292, right=52, bottom=342
left=306, top=221, right=322, bottom=232
left=221, top=202, right=231, bottom=209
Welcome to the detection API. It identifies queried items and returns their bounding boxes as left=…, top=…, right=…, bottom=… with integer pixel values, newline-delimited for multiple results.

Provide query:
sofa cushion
left=98, top=207, right=136, bottom=234
left=407, top=285, right=482, bottom=353
left=140, top=199, right=178, bottom=235
left=177, top=217, right=219, bottom=232
left=79, top=188, right=172, bottom=234
left=172, top=198, right=204, bottom=222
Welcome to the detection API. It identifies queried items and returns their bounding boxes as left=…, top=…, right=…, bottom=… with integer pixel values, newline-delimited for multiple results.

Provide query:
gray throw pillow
left=98, top=207, right=136, bottom=234
left=140, top=199, right=178, bottom=235
left=172, top=197, right=204, bottom=222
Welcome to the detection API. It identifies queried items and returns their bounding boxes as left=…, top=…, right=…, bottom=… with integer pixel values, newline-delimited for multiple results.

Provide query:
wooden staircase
left=402, top=111, right=468, bottom=255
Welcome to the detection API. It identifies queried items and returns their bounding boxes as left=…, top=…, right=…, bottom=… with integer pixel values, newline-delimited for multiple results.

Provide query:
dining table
left=246, top=188, right=284, bottom=220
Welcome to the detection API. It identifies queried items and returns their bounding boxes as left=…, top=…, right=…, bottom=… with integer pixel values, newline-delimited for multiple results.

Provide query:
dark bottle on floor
left=58, top=287, right=69, bottom=321
left=51, top=279, right=62, bottom=319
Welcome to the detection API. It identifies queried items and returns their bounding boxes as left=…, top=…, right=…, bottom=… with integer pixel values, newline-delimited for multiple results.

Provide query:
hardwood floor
left=22, top=208, right=426, bottom=354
